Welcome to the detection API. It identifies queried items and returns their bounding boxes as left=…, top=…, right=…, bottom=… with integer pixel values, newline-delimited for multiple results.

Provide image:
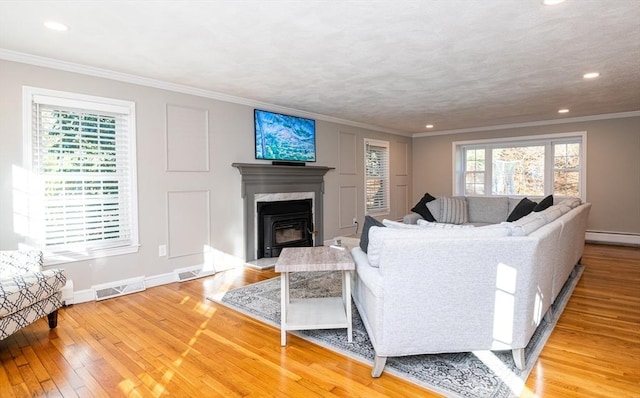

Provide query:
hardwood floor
left=1, top=243, right=638, bottom=397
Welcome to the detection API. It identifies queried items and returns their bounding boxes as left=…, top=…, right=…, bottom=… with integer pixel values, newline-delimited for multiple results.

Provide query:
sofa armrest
left=402, top=213, right=423, bottom=224
left=0, top=268, right=66, bottom=317
left=0, top=250, right=43, bottom=278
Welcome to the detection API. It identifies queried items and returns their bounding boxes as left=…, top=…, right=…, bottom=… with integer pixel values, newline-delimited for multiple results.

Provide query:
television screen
left=254, top=109, right=316, bottom=163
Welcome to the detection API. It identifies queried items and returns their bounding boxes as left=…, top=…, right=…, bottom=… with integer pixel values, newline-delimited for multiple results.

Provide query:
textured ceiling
left=1, top=0, right=639, bottom=136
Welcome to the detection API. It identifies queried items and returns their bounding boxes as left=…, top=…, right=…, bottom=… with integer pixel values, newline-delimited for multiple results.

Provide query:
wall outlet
left=353, top=217, right=358, bottom=225
left=158, top=245, right=167, bottom=257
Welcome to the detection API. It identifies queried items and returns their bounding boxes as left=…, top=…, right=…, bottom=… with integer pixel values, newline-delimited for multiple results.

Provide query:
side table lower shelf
left=283, top=296, right=349, bottom=330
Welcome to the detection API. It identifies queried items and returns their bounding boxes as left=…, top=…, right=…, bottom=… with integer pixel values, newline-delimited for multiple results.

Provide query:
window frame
left=22, top=86, right=139, bottom=265
left=452, top=132, right=586, bottom=200
left=364, top=138, right=390, bottom=216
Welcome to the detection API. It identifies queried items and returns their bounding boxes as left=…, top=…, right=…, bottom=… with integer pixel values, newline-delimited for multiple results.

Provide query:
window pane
left=554, top=142, right=580, bottom=196
left=554, top=171, right=580, bottom=196
left=465, top=149, right=485, bottom=172
left=365, top=140, right=389, bottom=213
left=464, top=171, right=484, bottom=195
left=492, top=146, right=544, bottom=196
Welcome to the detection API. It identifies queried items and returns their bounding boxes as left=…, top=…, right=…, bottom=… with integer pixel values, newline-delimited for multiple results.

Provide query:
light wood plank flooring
left=1, top=243, right=638, bottom=397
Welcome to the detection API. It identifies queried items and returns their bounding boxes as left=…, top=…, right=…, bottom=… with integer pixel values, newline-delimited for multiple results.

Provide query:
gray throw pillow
left=359, top=216, right=385, bottom=253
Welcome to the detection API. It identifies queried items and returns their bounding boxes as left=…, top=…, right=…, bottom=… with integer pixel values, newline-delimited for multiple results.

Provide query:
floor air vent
left=93, top=277, right=146, bottom=301
left=175, top=266, right=215, bottom=282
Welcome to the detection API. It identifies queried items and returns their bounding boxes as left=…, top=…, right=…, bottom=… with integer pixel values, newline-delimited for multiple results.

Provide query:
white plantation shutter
left=365, top=139, right=390, bottom=215
left=27, top=89, right=137, bottom=256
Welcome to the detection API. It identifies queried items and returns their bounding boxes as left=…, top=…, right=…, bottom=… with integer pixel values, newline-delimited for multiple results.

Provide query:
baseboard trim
left=585, top=231, right=640, bottom=247
left=72, top=289, right=96, bottom=304
left=69, top=263, right=222, bottom=304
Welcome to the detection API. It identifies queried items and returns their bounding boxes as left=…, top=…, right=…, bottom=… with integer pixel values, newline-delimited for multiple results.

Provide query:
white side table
left=275, top=246, right=355, bottom=346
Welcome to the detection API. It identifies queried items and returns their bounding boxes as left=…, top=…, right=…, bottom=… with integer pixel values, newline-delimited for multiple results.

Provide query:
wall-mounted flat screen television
left=254, top=109, right=316, bottom=163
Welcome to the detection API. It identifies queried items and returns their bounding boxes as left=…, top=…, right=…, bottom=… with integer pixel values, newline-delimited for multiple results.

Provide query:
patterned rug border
left=208, top=265, right=583, bottom=398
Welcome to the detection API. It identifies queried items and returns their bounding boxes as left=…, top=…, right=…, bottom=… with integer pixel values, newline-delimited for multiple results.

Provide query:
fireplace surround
left=232, top=163, right=334, bottom=262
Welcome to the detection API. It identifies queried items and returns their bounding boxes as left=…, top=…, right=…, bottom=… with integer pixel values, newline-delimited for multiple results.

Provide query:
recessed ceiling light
left=44, top=21, right=69, bottom=31
left=425, top=124, right=434, bottom=129
left=583, top=72, right=600, bottom=79
left=558, top=109, right=570, bottom=114
left=542, top=0, right=566, bottom=5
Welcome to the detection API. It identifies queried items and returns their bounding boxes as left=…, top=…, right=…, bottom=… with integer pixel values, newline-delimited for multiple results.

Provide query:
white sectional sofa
left=350, top=195, right=591, bottom=377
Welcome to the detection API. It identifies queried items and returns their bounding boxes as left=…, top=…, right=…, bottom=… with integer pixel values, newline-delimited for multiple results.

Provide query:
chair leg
left=372, top=355, right=387, bottom=377
left=47, top=310, right=59, bottom=328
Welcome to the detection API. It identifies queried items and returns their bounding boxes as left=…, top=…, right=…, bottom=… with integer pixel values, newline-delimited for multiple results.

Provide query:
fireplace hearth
left=258, top=199, right=313, bottom=258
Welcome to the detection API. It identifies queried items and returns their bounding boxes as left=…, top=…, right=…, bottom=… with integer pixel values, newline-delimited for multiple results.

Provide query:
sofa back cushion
left=416, top=220, right=475, bottom=229
left=366, top=225, right=510, bottom=267
left=466, top=196, right=509, bottom=224
left=426, top=196, right=468, bottom=224
left=555, top=197, right=582, bottom=209
left=501, top=202, right=578, bottom=236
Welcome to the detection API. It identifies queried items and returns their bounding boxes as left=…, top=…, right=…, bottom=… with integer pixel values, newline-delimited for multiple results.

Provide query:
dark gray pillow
left=359, top=216, right=386, bottom=253
left=410, top=193, right=437, bottom=221
left=507, top=197, right=537, bottom=221
left=534, top=195, right=553, bottom=212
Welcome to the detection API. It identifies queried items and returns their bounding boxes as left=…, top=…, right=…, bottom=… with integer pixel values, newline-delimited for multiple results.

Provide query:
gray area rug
left=209, top=265, right=583, bottom=398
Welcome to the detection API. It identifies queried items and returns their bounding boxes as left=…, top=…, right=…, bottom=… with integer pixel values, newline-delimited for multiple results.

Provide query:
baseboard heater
left=92, top=276, right=146, bottom=301
left=585, top=230, right=640, bottom=247
left=174, top=265, right=215, bottom=282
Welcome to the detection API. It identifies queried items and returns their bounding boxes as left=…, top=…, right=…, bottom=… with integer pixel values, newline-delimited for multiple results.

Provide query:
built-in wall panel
left=166, top=104, right=209, bottom=171
left=338, top=132, right=357, bottom=175
left=339, top=185, right=358, bottom=229
left=167, top=190, right=211, bottom=258
left=394, top=184, right=409, bottom=220
left=394, top=141, right=409, bottom=176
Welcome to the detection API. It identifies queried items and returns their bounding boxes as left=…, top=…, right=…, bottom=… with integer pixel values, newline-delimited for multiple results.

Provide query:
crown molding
left=413, top=110, right=640, bottom=138
left=0, top=49, right=406, bottom=136
left=3, top=49, right=637, bottom=140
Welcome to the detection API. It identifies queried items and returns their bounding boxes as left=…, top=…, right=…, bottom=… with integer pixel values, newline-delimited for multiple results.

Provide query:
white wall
left=0, top=60, right=412, bottom=293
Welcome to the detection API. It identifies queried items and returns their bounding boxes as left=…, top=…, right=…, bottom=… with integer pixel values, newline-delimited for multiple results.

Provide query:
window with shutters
left=23, top=87, right=139, bottom=263
left=364, top=139, right=390, bottom=215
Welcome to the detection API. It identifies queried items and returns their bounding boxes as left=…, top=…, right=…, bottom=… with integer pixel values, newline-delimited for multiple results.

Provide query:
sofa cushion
left=359, top=216, right=385, bottom=253
left=467, top=196, right=509, bottom=224
left=501, top=211, right=548, bottom=236
left=382, top=219, right=426, bottom=229
left=402, top=212, right=424, bottom=224
left=507, top=197, right=537, bottom=222
left=441, top=197, right=468, bottom=224
left=534, top=195, right=553, bottom=212
left=556, top=197, right=582, bottom=209
left=0, top=251, right=43, bottom=278
left=410, top=193, right=437, bottom=221
left=366, top=225, right=510, bottom=267
left=426, top=196, right=469, bottom=224
left=538, top=204, right=570, bottom=223
left=416, top=220, right=475, bottom=229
